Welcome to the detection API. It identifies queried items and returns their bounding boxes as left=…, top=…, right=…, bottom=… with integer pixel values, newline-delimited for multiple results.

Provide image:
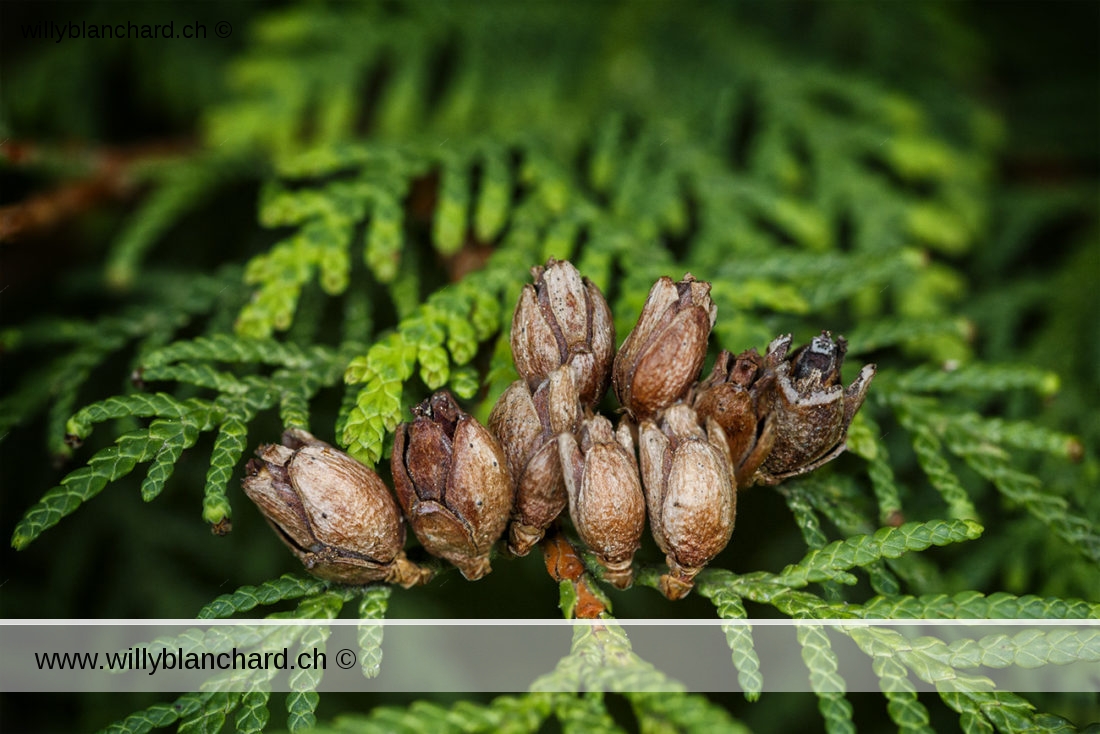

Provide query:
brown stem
left=541, top=529, right=608, bottom=619
left=0, top=138, right=192, bottom=243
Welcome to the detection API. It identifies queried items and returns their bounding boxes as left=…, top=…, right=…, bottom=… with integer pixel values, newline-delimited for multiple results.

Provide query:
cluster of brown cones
left=242, top=259, right=874, bottom=600
left=491, top=260, right=875, bottom=598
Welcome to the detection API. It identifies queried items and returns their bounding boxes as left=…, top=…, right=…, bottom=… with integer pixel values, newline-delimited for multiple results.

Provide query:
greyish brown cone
left=392, top=391, right=514, bottom=580
left=559, top=413, right=646, bottom=589
left=755, top=332, right=876, bottom=485
left=693, top=348, right=776, bottom=489
left=638, top=404, right=736, bottom=600
left=510, top=258, right=615, bottom=407
left=489, top=365, right=581, bottom=556
left=242, top=428, right=431, bottom=588
left=613, top=274, right=717, bottom=421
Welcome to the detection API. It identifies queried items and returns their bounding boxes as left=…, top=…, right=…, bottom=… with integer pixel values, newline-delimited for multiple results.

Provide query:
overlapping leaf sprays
left=243, top=259, right=875, bottom=599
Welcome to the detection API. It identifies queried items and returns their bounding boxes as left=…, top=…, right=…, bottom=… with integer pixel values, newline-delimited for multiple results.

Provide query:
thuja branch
left=0, top=137, right=192, bottom=243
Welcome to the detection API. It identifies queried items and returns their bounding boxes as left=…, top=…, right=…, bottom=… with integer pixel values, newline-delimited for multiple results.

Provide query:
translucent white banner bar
left=2, top=620, right=1097, bottom=693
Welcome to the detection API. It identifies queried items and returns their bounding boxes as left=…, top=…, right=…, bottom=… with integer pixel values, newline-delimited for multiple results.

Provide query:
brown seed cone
left=242, top=428, right=431, bottom=587
left=755, top=332, right=876, bottom=485
left=693, top=348, right=776, bottom=488
left=638, top=404, right=735, bottom=599
left=613, top=274, right=717, bottom=420
left=510, top=258, right=615, bottom=407
left=392, top=391, right=514, bottom=580
left=489, top=366, right=582, bottom=556
left=559, top=413, right=646, bottom=589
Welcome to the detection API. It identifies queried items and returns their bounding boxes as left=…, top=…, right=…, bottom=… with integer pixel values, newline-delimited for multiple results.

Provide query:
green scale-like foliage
left=3, top=1, right=1097, bottom=733
left=102, top=582, right=392, bottom=734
